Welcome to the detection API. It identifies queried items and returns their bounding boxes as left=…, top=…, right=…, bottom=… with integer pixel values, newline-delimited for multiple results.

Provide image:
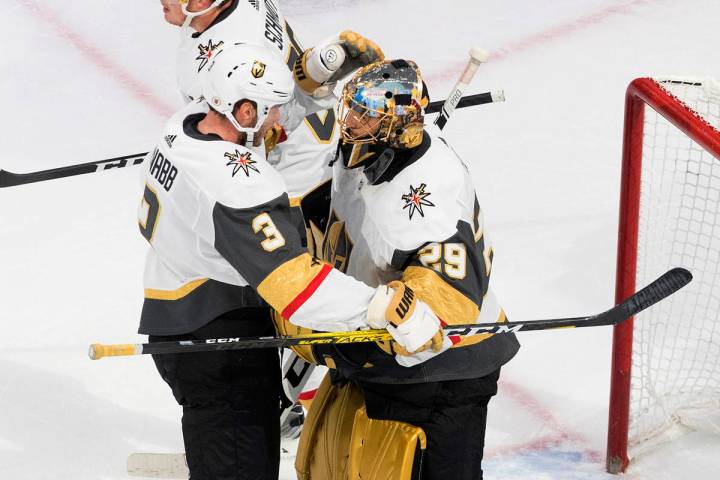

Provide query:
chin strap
left=181, top=0, right=226, bottom=29
left=224, top=113, right=259, bottom=146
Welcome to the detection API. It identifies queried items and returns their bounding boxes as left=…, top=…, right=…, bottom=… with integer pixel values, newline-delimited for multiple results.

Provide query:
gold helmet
left=338, top=59, right=429, bottom=152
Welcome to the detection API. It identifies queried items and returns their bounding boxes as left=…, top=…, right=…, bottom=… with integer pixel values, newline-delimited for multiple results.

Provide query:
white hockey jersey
left=137, top=100, right=374, bottom=336
left=316, top=131, right=520, bottom=383
left=176, top=0, right=290, bottom=102
left=175, top=0, right=336, bottom=205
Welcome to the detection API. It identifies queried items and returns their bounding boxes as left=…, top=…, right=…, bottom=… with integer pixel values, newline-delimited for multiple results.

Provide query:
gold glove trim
left=294, top=49, right=323, bottom=94
left=402, top=266, right=493, bottom=348
left=385, top=280, right=417, bottom=327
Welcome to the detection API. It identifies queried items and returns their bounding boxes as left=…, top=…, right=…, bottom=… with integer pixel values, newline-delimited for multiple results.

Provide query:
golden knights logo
left=402, top=183, right=435, bottom=220
left=251, top=60, right=266, bottom=78
left=225, top=150, right=259, bottom=177
left=322, top=211, right=353, bottom=273
left=196, top=39, right=224, bottom=72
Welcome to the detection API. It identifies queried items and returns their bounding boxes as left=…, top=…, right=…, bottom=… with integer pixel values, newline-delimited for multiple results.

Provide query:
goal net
left=606, top=77, right=720, bottom=473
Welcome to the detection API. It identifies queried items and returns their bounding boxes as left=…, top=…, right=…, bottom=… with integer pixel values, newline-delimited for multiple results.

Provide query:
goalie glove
left=293, top=30, right=385, bottom=95
left=367, top=281, right=449, bottom=365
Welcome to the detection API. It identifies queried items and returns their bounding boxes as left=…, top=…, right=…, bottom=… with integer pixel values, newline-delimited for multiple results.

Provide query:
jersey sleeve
left=281, top=85, right=337, bottom=133
left=390, top=196, right=506, bottom=348
left=191, top=149, right=374, bottom=332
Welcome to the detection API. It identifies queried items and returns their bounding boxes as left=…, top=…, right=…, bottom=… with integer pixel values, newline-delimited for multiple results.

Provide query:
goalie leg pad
left=349, top=406, right=426, bottom=480
left=295, top=372, right=427, bottom=480
left=295, top=373, right=365, bottom=480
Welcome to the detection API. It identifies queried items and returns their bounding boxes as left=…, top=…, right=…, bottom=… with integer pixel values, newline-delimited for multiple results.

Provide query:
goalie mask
left=338, top=59, right=429, bottom=170
left=201, top=43, right=294, bottom=146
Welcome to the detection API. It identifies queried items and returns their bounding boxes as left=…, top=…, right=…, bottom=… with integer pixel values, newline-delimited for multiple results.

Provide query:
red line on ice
left=17, top=0, right=174, bottom=118
left=492, top=379, right=603, bottom=462
left=485, top=432, right=602, bottom=463
left=425, top=0, right=656, bottom=84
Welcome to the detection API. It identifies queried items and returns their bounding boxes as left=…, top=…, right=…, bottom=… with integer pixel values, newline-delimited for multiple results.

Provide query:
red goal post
left=606, top=77, right=720, bottom=473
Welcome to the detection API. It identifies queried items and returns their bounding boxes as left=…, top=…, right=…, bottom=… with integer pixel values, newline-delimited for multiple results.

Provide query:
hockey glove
left=263, top=123, right=287, bottom=155
left=367, top=281, right=448, bottom=358
left=293, top=30, right=384, bottom=95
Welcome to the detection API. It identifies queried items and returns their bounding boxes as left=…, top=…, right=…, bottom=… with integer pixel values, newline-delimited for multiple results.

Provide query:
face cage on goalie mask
left=338, top=97, right=399, bottom=147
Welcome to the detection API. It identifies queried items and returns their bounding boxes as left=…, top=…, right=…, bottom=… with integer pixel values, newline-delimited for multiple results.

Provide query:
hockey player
left=157, top=0, right=384, bottom=433
left=138, top=44, right=446, bottom=480
left=291, top=60, right=521, bottom=480
left=158, top=0, right=341, bottom=197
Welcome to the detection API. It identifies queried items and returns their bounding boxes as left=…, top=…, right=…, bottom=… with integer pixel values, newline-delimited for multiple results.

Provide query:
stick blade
left=0, top=169, right=24, bottom=188
left=625, top=267, right=693, bottom=316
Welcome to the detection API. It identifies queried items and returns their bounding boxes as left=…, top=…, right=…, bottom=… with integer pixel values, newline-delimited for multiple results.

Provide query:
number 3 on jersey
left=139, top=184, right=161, bottom=242
left=253, top=213, right=286, bottom=252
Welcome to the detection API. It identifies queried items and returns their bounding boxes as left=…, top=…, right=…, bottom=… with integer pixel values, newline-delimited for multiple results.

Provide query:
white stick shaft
left=434, top=48, right=488, bottom=130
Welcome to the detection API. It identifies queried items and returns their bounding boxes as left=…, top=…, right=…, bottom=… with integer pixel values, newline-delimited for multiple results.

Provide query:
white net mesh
left=629, top=78, right=720, bottom=454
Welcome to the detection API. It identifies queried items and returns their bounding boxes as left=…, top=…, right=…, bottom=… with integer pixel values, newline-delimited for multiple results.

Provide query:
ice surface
left=1, top=0, right=719, bottom=478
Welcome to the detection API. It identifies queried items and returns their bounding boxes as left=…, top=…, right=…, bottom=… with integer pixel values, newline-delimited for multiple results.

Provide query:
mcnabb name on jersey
left=148, top=148, right=178, bottom=192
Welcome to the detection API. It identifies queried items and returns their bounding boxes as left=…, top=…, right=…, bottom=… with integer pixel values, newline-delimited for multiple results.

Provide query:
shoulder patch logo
left=196, top=39, right=224, bottom=72
left=251, top=60, right=266, bottom=79
left=225, top=150, right=259, bottom=177
left=401, top=183, right=435, bottom=220
left=247, top=0, right=260, bottom=11
left=164, top=135, right=177, bottom=149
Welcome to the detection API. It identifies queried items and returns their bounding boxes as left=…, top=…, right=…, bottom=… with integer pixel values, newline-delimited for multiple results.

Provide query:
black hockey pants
left=150, top=307, right=281, bottom=480
left=358, top=369, right=501, bottom=480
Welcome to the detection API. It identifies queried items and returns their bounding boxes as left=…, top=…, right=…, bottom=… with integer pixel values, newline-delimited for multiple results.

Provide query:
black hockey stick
left=0, top=92, right=504, bottom=189
left=426, top=90, right=503, bottom=115
left=0, top=152, right=148, bottom=188
left=89, top=267, right=691, bottom=360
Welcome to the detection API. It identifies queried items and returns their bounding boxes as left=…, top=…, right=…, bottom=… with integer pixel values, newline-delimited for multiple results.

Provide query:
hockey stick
left=89, top=267, right=691, bottom=360
left=0, top=91, right=503, bottom=189
left=0, top=152, right=148, bottom=189
left=434, top=46, right=490, bottom=130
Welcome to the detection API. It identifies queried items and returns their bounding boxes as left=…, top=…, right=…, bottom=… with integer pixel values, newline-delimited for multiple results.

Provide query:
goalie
left=290, top=60, right=521, bottom=480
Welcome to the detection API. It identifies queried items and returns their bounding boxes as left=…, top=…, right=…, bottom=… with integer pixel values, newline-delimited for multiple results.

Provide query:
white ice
left=1, top=0, right=719, bottom=478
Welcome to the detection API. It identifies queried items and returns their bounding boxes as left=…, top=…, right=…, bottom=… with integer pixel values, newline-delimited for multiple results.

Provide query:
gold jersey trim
left=144, top=278, right=209, bottom=300
left=257, top=253, right=328, bottom=313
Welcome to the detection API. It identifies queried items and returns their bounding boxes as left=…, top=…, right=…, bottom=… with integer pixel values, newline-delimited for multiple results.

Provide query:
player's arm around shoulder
left=188, top=143, right=376, bottom=333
